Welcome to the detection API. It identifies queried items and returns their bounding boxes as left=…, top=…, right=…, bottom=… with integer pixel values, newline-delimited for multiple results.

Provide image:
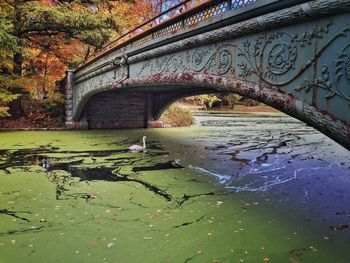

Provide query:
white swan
left=129, top=136, right=147, bottom=152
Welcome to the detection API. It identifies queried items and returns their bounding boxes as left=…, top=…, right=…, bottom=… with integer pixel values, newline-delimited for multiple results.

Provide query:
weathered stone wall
left=86, top=91, right=146, bottom=129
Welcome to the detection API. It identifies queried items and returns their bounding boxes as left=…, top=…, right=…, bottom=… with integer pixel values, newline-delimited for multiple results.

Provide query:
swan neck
left=143, top=137, right=146, bottom=148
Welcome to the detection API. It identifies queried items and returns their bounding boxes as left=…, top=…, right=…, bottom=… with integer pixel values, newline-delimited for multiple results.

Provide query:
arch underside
left=76, top=73, right=350, bottom=150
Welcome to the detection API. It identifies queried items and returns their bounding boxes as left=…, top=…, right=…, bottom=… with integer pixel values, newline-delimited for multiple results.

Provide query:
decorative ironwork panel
left=131, top=13, right=350, bottom=125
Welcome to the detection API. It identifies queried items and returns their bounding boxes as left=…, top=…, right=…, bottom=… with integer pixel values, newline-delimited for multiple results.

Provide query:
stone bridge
left=65, top=0, right=350, bottom=150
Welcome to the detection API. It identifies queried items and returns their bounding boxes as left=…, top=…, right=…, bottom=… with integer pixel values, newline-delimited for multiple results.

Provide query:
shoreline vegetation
left=160, top=102, right=280, bottom=128
left=0, top=95, right=280, bottom=131
left=0, top=101, right=280, bottom=130
left=0, top=93, right=279, bottom=129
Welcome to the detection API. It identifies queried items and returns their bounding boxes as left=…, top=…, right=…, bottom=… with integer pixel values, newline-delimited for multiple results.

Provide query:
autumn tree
left=0, top=0, right=203, bottom=120
left=133, top=0, right=193, bottom=24
left=0, top=9, right=22, bottom=116
left=0, top=0, right=137, bottom=117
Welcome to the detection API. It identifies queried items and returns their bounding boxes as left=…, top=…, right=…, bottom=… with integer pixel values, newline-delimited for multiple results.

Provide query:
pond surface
left=0, top=111, right=350, bottom=263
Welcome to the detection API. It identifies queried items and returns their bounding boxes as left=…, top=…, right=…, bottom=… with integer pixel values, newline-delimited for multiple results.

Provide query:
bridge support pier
left=65, top=69, right=88, bottom=129
left=71, top=88, right=219, bottom=129
left=146, top=92, right=164, bottom=128
left=64, top=69, right=74, bottom=129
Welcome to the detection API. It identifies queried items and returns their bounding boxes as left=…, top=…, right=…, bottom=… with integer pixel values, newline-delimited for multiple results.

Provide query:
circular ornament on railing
left=188, top=48, right=215, bottom=72
left=267, top=41, right=297, bottom=75
left=192, top=50, right=203, bottom=67
left=216, top=47, right=232, bottom=75
left=262, top=32, right=297, bottom=77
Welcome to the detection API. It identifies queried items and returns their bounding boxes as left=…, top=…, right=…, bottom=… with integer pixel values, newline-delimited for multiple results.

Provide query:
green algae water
left=1, top=112, right=350, bottom=263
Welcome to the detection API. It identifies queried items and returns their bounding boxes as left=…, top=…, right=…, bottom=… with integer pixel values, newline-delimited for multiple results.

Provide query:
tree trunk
left=13, top=52, right=23, bottom=76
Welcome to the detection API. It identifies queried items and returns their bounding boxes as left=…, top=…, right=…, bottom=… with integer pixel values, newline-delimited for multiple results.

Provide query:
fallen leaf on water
left=309, top=246, right=318, bottom=252
left=105, top=209, right=111, bottom=213
left=263, top=257, right=270, bottom=262
left=143, top=237, right=153, bottom=240
left=10, top=240, right=16, bottom=245
left=107, top=243, right=114, bottom=248
left=216, top=201, right=223, bottom=206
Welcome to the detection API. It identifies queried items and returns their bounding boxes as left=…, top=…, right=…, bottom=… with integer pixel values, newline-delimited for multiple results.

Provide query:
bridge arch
left=67, top=0, right=350, bottom=150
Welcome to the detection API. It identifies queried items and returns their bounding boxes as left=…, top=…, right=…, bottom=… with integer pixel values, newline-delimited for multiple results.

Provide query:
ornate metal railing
left=79, top=0, right=256, bottom=67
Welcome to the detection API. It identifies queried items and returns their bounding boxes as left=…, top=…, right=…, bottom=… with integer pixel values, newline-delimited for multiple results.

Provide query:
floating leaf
left=309, top=246, right=318, bottom=252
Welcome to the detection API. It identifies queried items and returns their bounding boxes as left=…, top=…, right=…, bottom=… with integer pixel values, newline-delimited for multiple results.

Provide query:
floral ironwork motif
left=236, top=20, right=350, bottom=103
left=335, top=48, right=350, bottom=82
left=333, top=43, right=350, bottom=101
left=267, top=41, right=297, bottom=75
left=216, top=47, right=233, bottom=75
left=237, top=32, right=300, bottom=83
left=188, top=47, right=215, bottom=72
left=112, top=55, right=128, bottom=82
left=136, top=45, right=233, bottom=76
left=192, top=50, right=203, bottom=67
left=295, top=64, right=333, bottom=97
